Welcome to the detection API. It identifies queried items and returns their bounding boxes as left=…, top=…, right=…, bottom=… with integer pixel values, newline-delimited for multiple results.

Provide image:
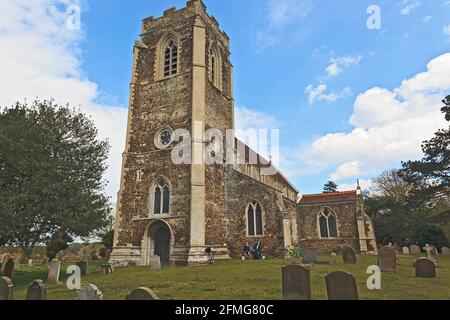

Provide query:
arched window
left=247, top=201, right=263, bottom=236
left=163, top=39, right=178, bottom=77
left=208, top=44, right=222, bottom=89
left=151, top=178, right=171, bottom=215
left=318, top=207, right=338, bottom=238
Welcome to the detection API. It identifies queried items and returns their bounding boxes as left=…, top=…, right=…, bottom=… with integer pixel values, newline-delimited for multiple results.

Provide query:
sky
left=0, top=0, right=450, bottom=203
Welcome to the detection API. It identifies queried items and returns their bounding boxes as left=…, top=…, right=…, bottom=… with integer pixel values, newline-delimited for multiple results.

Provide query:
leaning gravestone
left=14, top=256, right=21, bottom=271
left=378, top=246, right=397, bottom=272
left=47, top=261, right=61, bottom=285
left=0, top=276, right=14, bottom=300
left=415, top=258, right=436, bottom=278
left=281, top=265, right=311, bottom=300
left=75, top=284, right=103, bottom=300
left=149, top=256, right=161, bottom=271
left=410, top=245, right=421, bottom=255
left=125, top=287, right=160, bottom=300
left=26, top=280, right=47, bottom=300
left=441, top=247, right=450, bottom=255
left=76, top=261, right=88, bottom=276
left=402, top=247, right=410, bottom=255
left=342, top=247, right=357, bottom=264
left=302, top=249, right=317, bottom=264
left=3, top=259, right=15, bottom=279
left=325, top=271, right=359, bottom=300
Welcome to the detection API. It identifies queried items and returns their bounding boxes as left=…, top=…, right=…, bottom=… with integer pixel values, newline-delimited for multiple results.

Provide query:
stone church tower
left=110, top=0, right=376, bottom=267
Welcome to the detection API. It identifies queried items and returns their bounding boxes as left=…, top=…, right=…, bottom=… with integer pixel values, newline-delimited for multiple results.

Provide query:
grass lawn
left=10, top=254, right=450, bottom=300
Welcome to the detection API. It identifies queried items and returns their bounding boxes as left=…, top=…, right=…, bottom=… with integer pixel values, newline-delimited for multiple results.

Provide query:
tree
left=0, top=100, right=112, bottom=258
left=46, top=230, right=73, bottom=261
left=413, top=224, right=449, bottom=249
left=323, top=181, right=338, bottom=193
left=100, top=229, right=114, bottom=250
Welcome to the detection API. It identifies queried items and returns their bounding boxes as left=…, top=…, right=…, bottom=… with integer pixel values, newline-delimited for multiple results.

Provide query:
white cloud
left=0, top=0, right=128, bottom=201
left=305, top=84, right=352, bottom=105
left=337, top=179, right=373, bottom=192
left=444, top=25, right=450, bottom=40
left=325, top=55, right=362, bottom=78
left=423, top=15, right=432, bottom=23
left=304, top=53, right=450, bottom=181
left=400, top=0, right=422, bottom=15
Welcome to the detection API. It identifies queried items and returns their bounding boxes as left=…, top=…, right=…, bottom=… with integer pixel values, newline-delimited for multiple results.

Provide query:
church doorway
left=144, top=220, right=173, bottom=266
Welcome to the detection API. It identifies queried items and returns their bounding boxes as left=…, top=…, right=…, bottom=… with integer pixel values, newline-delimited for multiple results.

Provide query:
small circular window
left=155, top=129, right=172, bottom=149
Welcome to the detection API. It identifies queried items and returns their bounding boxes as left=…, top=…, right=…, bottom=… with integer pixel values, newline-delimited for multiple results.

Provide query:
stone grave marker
left=441, top=247, right=450, bottom=255
left=325, top=271, right=359, bottom=300
left=415, top=257, right=436, bottom=278
left=150, top=255, right=161, bottom=271
left=0, top=254, right=9, bottom=273
left=302, top=249, right=317, bottom=264
left=28, top=259, right=33, bottom=267
left=402, top=247, right=410, bottom=255
left=342, top=246, right=357, bottom=264
left=281, top=265, right=311, bottom=300
left=76, top=261, right=88, bottom=276
left=26, top=280, right=47, bottom=300
left=410, top=245, right=421, bottom=255
left=75, top=284, right=103, bottom=300
left=424, top=245, right=438, bottom=258
left=47, top=261, right=61, bottom=285
left=14, top=256, right=21, bottom=271
left=378, top=246, right=397, bottom=272
left=125, top=287, right=159, bottom=300
left=0, top=276, right=14, bottom=300
left=4, top=259, right=15, bottom=279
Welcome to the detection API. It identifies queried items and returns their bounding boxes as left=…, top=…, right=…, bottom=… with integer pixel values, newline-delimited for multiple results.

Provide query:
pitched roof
left=298, top=190, right=357, bottom=205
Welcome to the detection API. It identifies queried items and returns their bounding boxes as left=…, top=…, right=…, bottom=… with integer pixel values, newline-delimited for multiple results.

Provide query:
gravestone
left=424, top=245, right=438, bottom=258
left=101, top=263, right=114, bottom=275
left=378, top=246, right=397, bottom=272
left=149, top=256, right=161, bottom=271
left=441, top=247, right=450, bottom=255
left=302, top=249, right=317, bottom=264
left=0, top=276, right=14, bottom=300
left=281, top=265, right=311, bottom=300
left=0, top=254, right=9, bottom=273
left=325, top=271, right=359, bottom=300
left=76, top=261, right=88, bottom=276
left=14, top=256, right=21, bottom=271
left=125, top=287, right=159, bottom=300
left=75, top=284, right=103, bottom=300
left=4, top=259, right=15, bottom=279
left=342, top=247, right=357, bottom=264
left=26, top=280, right=47, bottom=300
left=415, top=258, right=436, bottom=278
left=410, top=245, right=421, bottom=255
left=47, top=261, right=61, bottom=285
left=402, top=247, right=410, bottom=255
left=28, top=259, right=33, bottom=267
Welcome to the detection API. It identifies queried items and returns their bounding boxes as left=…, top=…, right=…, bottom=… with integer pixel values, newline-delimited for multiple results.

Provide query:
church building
left=110, top=0, right=377, bottom=266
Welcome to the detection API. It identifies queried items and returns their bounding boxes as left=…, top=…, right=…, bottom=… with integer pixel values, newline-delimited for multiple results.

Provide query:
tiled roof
left=298, top=190, right=357, bottom=205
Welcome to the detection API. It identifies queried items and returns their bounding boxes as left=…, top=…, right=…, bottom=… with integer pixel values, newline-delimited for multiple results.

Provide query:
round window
left=155, top=129, right=172, bottom=149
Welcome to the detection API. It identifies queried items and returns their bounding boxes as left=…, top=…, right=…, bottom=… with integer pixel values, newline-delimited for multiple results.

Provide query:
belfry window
left=318, top=207, right=338, bottom=238
left=163, top=40, right=178, bottom=77
left=247, top=201, right=263, bottom=236
left=153, top=178, right=170, bottom=215
left=208, top=45, right=221, bottom=89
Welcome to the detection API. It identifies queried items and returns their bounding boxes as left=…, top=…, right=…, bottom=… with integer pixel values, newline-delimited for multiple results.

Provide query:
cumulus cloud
left=400, top=0, right=422, bottom=15
left=325, top=55, right=362, bottom=78
left=305, top=53, right=450, bottom=181
left=305, top=84, right=352, bottom=105
left=0, top=0, right=128, bottom=201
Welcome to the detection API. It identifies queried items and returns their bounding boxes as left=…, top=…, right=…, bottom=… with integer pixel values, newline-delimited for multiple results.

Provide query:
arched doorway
left=143, top=220, right=172, bottom=266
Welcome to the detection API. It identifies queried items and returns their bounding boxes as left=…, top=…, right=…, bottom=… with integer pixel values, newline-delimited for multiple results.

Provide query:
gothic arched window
left=247, top=201, right=263, bottom=236
left=151, top=178, right=171, bottom=215
left=208, top=44, right=222, bottom=90
left=163, top=39, right=178, bottom=77
left=318, top=207, right=338, bottom=238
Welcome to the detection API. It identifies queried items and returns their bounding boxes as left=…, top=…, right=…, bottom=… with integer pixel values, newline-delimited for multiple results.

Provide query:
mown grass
left=9, top=254, right=450, bottom=300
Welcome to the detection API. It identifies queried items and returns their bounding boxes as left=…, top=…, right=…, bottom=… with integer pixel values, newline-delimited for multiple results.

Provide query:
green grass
left=10, top=254, right=450, bottom=300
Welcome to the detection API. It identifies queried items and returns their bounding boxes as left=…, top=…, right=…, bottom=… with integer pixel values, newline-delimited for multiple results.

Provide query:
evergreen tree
left=323, top=181, right=338, bottom=193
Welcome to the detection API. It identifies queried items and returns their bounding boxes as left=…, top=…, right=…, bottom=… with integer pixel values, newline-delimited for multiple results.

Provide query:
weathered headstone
left=378, top=246, right=397, bottom=272
left=415, top=258, right=436, bottom=278
left=410, top=245, right=421, bottom=255
left=3, top=259, right=15, bottom=279
left=325, top=271, right=359, bottom=300
left=125, top=287, right=159, bottom=300
left=75, top=284, right=103, bottom=300
left=424, top=245, right=438, bottom=259
left=14, top=256, right=21, bottom=271
left=149, top=255, right=161, bottom=271
left=402, top=247, right=410, bottom=255
left=26, top=280, right=47, bottom=300
left=302, top=249, right=317, bottom=264
left=342, top=246, right=357, bottom=264
left=281, top=265, right=311, bottom=300
left=76, top=261, right=88, bottom=276
left=47, top=261, right=61, bottom=285
left=0, top=276, right=14, bottom=300
left=441, top=247, right=450, bottom=255
left=101, top=263, right=114, bottom=275
left=28, top=259, right=33, bottom=267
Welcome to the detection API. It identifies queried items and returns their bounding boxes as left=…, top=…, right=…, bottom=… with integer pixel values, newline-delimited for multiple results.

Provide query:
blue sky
left=1, top=0, right=450, bottom=200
